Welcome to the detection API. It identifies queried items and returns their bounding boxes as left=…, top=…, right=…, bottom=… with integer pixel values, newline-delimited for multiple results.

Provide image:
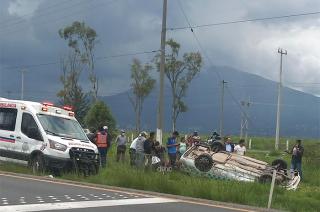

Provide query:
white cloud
left=8, top=0, right=43, bottom=19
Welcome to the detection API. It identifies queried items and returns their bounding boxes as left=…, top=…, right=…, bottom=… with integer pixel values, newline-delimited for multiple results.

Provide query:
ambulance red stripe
left=0, top=136, right=15, bottom=143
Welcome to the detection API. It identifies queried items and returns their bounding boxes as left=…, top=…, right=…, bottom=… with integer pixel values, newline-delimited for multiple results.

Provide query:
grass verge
left=1, top=138, right=319, bottom=212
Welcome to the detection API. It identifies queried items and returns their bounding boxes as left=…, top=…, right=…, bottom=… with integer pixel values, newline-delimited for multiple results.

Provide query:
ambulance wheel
left=72, top=157, right=80, bottom=176
left=31, top=154, right=45, bottom=175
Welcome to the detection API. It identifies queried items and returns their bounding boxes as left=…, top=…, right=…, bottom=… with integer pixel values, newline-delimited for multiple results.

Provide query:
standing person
left=129, top=132, right=147, bottom=166
left=289, top=139, right=304, bottom=178
left=94, top=126, right=108, bottom=168
left=104, top=126, right=112, bottom=166
left=234, top=139, right=246, bottom=156
left=167, top=131, right=179, bottom=167
left=144, top=132, right=155, bottom=168
left=135, top=131, right=147, bottom=168
left=115, top=130, right=127, bottom=162
left=178, top=137, right=187, bottom=158
left=224, top=136, right=235, bottom=153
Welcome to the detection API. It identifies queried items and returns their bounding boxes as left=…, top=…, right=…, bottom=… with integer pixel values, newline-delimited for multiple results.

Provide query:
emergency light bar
left=42, top=102, right=54, bottom=107
left=63, top=105, right=73, bottom=111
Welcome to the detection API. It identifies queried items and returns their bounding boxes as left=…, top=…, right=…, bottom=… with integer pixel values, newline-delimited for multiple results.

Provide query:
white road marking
left=0, top=197, right=178, bottom=212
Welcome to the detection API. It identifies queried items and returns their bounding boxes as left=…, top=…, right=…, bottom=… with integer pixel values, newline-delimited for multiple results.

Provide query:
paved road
left=0, top=173, right=251, bottom=212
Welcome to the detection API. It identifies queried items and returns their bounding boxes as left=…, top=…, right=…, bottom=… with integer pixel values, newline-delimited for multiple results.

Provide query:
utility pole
left=240, top=100, right=250, bottom=140
left=275, top=48, right=287, bottom=150
left=20, top=69, right=26, bottom=100
left=219, top=80, right=227, bottom=137
left=157, top=0, right=167, bottom=144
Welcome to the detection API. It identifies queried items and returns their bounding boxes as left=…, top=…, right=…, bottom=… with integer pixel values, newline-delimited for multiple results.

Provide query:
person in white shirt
left=234, top=139, right=246, bottom=156
left=129, top=132, right=147, bottom=166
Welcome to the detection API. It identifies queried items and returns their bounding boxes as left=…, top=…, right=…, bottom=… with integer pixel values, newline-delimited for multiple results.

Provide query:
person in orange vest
left=95, top=126, right=108, bottom=168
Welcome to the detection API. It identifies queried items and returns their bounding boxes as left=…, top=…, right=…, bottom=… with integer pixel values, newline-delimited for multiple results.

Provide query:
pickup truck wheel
left=195, top=153, right=214, bottom=172
left=271, top=159, right=287, bottom=171
left=259, top=174, right=272, bottom=183
left=211, top=142, right=224, bottom=152
left=31, top=154, right=45, bottom=175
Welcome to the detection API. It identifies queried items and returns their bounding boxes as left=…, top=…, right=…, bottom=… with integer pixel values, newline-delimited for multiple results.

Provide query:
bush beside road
left=1, top=137, right=319, bottom=212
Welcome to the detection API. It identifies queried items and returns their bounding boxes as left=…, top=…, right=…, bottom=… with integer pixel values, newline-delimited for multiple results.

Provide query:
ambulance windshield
left=37, top=114, right=88, bottom=141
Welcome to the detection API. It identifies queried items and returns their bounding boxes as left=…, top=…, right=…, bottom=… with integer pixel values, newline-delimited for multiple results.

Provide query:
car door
left=0, top=107, right=19, bottom=159
left=18, top=112, right=44, bottom=161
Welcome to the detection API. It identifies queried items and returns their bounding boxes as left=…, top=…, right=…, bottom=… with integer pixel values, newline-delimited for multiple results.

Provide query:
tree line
left=57, top=21, right=202, bottom=133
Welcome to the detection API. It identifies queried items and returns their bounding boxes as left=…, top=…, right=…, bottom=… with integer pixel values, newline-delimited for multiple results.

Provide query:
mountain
left=102, top=66, right=320, bottom=138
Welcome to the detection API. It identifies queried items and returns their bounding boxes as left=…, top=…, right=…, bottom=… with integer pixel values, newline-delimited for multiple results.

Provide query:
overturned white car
left=179, top=144, right=300, bottom=190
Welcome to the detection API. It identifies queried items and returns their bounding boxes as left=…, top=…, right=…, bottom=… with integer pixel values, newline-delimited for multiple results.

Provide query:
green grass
left=1, top=137, right=319, bottom=211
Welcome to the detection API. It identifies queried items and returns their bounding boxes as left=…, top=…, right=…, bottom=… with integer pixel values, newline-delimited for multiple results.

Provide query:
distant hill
left=102, top=66, right=320, bottom=138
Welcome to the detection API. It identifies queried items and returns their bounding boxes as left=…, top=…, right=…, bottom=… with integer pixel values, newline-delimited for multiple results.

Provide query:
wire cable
left=168, top=10, right=320, bottom=31
left=177, top=0, right=257, bottom=131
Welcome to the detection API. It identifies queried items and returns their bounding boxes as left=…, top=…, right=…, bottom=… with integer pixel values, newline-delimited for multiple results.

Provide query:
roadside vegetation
left=1, top=137, right=319, bottom=211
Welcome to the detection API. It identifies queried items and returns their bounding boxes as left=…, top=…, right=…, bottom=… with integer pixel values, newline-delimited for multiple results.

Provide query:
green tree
left=84, top=101, right=116, bottom=136
left=59, top=21, right=98, bottom=101
left=57, top=53, right=89, bottom=124
left=155, top=39, right=202, bottom=131
left=128, top=58, right=156, bottom=133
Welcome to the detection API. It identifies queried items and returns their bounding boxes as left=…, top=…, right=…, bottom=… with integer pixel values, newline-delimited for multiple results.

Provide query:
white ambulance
left=0, top=98, right=99, bottom=175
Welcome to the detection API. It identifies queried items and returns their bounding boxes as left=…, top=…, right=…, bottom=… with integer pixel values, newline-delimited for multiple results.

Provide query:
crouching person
left=129, top=132, right=147, bottom=166
left=135, top=132, right=147, bottom=168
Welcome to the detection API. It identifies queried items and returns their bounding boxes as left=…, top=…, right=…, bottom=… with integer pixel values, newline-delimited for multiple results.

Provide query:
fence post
left=249, top=139, right=252, bottom=150
left=131, top=133, right=134, bottom=142
left=286, top=140, right=289, bottom=151
left=267, top=169, right=277, bottom=209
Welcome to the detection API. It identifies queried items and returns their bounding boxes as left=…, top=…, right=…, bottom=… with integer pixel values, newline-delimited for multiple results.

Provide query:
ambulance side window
left=0, top=108, right=17, bottom=131
left=21, top=113, right=43, bottom=141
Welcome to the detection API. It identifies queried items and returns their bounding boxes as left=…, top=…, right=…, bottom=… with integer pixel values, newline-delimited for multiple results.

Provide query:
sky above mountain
left=0, top=0, right=320, bottom=100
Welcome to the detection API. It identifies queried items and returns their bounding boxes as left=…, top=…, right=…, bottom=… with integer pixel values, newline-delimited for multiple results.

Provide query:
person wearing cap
left=135, top=131, right=148, bottom=168
left=224, top=136, right=235, bottom=153
left=129, top=132, right=147, bottom=166
left=167, top=131, right=179, bottom=167
left=115, top=130, right=128, bottom=162
left=95, top=126, right=108, bottom=168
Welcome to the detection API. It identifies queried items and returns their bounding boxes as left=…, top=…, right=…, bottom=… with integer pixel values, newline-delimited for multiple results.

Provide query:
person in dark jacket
left=144, top=132, right=155, bottom=168
left=224, top=136, right=235, bottom=153
left=289, top=139, right=304, bottom=179
left=153, top=141, right=166, bottom=166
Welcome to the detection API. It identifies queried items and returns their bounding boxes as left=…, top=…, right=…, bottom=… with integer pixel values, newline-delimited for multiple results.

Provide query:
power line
left=1, top=49, right=160, bottom=71
left=168, top=10, right=320, bottom=31
left=176, top=0, right=258, bottom=132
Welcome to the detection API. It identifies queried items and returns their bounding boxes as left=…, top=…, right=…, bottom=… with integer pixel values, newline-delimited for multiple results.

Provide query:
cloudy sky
left=1, top=0, right=320, bottom=100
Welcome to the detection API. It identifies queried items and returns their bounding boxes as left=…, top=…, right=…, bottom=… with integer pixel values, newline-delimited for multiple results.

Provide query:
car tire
left=194, top=153, right=214, bottom=172
left=258, top=174, right=272, bottom=183
left=271, top=159, right=287, bottom=171
left=211, top=141, right=224, bottom=152
left=31, top=154, right=45, bottom=175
